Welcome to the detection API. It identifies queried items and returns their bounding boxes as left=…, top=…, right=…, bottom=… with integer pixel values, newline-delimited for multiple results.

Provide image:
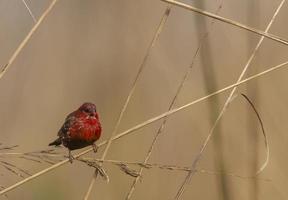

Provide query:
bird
left=49, top=103, right=102, bottom=163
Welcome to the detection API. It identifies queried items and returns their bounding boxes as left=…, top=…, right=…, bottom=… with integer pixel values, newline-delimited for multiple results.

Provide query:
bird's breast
left=69, top=117, right=101, bottom=142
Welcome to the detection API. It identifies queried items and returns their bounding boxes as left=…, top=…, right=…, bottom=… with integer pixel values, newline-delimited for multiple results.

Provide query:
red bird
left=49, top=103, right=102, bottom=163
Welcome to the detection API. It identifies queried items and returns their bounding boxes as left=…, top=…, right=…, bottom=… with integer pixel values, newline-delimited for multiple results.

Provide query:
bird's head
left=79, top=102, right=97, bottom=117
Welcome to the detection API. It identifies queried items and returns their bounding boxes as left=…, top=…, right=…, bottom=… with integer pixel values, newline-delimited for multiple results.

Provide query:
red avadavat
left=49, top=103, right=102, bottom=162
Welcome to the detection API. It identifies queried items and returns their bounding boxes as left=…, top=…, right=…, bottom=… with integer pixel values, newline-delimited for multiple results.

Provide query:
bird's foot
left=68, top=151, right=74, bottom=163
left=92, top=143, right=98, bottom=153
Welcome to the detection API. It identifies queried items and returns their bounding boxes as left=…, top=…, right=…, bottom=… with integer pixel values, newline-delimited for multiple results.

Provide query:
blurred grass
left=194, top=1, right=230, bottom=199
left=247, top=1, right=260, bottom=200
left=1, top=0, right=288, bottom=199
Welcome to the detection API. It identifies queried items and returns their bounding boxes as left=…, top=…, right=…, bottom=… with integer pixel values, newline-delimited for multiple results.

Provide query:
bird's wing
left=57, top=112, right=77, bottom=138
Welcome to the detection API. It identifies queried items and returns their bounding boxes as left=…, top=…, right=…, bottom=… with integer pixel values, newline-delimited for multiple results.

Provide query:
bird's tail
left=49, top=138, right=62, bottom=146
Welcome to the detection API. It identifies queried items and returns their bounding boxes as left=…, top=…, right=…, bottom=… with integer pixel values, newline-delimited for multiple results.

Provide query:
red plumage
left=49, top=103, right=102, bottom=162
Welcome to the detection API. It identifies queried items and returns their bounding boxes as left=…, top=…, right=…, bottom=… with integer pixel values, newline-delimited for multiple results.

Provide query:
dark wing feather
left=58, top=112, right=77, bottom=138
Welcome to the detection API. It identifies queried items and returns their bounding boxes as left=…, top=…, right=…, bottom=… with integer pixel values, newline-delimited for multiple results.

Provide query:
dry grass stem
left=0, top=0, right=58, bottom=80
left=116, top=163, right=141, bottom=178
left=174, top=0, right=285, bottom=197
left=0, top=186, right=7, bottom=199
left=1, top=60, right=287, bottom=196
left=78, top=158, right=271, bottom=182
left=161, top=0, right=288, bottom=46
left=0, top=145, right=18, bottom=151
left=83, top=6, right=172, bottom=200
left=21, top=0, right=37, bottom=23
left=0, top=148, right=64, bottom=165
left=125, top=1, right=224, bottom=199
left=83, top=160, right=109, bottom=182
left=0, top=160, right=31, bottom=178
left=0, top=147, right=65, bottom=179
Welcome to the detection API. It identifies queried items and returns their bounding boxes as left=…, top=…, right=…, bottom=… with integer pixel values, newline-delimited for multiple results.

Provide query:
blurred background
left=1, top=0, right=288, bottom=199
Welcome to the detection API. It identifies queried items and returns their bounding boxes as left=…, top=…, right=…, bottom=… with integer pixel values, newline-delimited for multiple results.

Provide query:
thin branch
left=174, top=0, right=285, bottom=198
left=161, top=0, right=288, bottom=46
left=125, top=1, right=224, bottom=199
left=0, top=0, right=58, bottom=80
left=1, top=60, right=288, bottom=196
left=21, top=0, right=37, bottom=23
left=83, top=6, right=172, bottom=200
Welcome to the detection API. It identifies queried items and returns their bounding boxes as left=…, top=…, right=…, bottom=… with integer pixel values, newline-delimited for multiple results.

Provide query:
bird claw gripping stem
left=68, top=151, right=75, bottom=163
left=92, top=143, right=98, bottom=153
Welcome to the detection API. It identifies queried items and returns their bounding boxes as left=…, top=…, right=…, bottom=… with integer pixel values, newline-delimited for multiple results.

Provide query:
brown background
left=1, top=0, right=288, bottom=199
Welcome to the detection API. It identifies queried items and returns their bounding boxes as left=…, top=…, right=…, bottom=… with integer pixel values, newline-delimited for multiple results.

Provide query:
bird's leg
left=92, top=143, right=98, bottom=153
left=68, top=150, right=74, bottom=163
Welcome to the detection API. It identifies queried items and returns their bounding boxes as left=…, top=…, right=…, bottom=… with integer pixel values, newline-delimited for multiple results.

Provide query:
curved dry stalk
left=240, top=94, right=269, bottom=175
left=125, top=1, right=224, bottom=199
left=161, top=0, right=288, bottom=46
left=83, top=6, right=172, bottom=200
left=174, top=93, right=270, bottom=199
left=174, top=0, right=285, bottom=198
left=0, top=60, right=288, bottom=196
left=0, top=0, right=58, bottom=80
left=112, top=60, right=288, bottom=143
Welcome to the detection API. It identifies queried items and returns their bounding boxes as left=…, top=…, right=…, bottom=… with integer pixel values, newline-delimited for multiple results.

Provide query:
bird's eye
left=84, top=108, right=90, bottom=113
